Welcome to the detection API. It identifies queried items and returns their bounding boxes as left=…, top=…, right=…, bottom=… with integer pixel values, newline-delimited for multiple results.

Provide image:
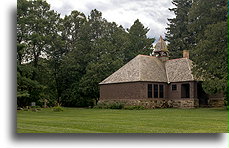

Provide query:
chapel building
left=98, top=36, right=224, bottom=108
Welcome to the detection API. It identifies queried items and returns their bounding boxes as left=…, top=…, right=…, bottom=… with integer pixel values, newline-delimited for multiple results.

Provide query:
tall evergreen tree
left=189, top=0, right=228, bottom=95
left=125, top=19, right=154, bottom=62
left=165, top=0, right=193, bottom=58
left=188, top=0, right=227, bottom=45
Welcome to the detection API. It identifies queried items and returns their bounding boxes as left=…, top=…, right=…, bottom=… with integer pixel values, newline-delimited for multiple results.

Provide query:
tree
left=49, top=10, right=87, bottom=104
left=189, top=0, right=228, bottom=95
left=125, top=19, right=154, bottom=62
left=192, top=22, right=227, bottom=95
left=17, top=0, right=60, bottom=69
left=17, top=2, right=156, bottom=107
left=17, top=0, right=61, bottom=106
left=78, top=24, right=128, bottom=105
left=17, top=61, right=50, bottom=107
left=165, top=0, right=193, bottom=58
left=60, top=10, right=129, bottom=106
left=166, top=0, right=227, bottom=96
left=188, top=0, right=227, bottom=45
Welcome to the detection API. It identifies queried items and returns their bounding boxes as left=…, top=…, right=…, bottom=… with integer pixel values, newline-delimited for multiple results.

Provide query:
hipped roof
left=165, top=58, right=194, bottom=82
left=99, top=55, right=195, bottom=85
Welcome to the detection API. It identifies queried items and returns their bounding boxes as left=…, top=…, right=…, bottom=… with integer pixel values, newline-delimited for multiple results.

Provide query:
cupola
left=152, top=36, right=169, bottom=62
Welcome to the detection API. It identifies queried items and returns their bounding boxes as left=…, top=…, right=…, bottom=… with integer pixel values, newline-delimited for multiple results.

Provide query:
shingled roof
left=99, top=55, right=167, bottom=84
left=99, top=55, right=195, bottom=85
left=165, top=58, right=194, bottom=82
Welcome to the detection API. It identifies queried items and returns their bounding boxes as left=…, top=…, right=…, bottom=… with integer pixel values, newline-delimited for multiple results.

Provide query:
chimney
left=183, top=50, right=189, bottom=59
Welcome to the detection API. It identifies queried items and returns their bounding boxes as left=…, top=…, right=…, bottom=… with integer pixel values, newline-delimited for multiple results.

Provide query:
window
left=154, top=84, right=158, bottom=98
left=159, top=85, right=164, bottom=98
left=172, top=84, right=177, bottom=91
left=148, top=84, right=152, bottom=98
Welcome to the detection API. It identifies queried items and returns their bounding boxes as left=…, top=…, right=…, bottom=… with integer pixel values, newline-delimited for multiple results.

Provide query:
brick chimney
left=183, top=50, right=189, bottom=59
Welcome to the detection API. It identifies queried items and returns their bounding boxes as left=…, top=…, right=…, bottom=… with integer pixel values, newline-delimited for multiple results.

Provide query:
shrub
left=124, top=105, right=145, bottom=110
left=93, top=102, right=108, bottom=109
left=94, top=102, right=124, bottom=109
left=52, top=106, right=64, bottom=112
left=108, top=102, right=124, bottom=109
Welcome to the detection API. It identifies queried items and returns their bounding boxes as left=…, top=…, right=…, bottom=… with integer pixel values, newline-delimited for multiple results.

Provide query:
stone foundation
left=208, top=98, right=224, bottom=108
left=207, top=93, right=225, bottom=108
left=194, top=99, right=199, bottom=108
left=98, top=99, right=196, bottom=109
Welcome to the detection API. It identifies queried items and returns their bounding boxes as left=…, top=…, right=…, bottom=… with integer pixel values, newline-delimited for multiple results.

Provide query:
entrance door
left=181, top=84, right=190, bottom=98
left=197, top=82, right=208, bottom=106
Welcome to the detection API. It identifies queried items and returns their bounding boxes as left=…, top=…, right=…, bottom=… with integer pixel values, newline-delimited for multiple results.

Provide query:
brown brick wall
left=100, top=82, right=143, bottom=100
left=100, top=82, right=168, bottom=100
left=99, top=81, right=199, bottom=108
left=168, top=81, right=197, bottom=100
left=137, top=82, right=168, bottom=99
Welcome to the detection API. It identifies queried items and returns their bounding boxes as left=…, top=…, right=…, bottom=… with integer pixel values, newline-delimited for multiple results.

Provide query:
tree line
left=17, top=0, right=154, bottom=107
left=166, top=0, right=227, bottom=96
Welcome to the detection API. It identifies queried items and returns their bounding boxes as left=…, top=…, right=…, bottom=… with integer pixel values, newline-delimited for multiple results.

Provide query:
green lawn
left=17, top=108, right=228, bottom=133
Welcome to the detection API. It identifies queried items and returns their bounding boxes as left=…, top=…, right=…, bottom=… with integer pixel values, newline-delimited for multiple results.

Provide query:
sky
left=46, top=0, right=175, bottom=40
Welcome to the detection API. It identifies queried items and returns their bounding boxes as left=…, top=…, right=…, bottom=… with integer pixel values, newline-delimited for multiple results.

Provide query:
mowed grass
left=17, top=108, right=228, bottom=133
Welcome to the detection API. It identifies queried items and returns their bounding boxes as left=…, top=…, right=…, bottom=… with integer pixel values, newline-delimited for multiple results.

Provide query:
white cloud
left=46, top=0, right=175, bottom=40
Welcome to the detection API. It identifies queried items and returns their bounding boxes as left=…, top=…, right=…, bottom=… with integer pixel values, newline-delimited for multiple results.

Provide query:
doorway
left=197, top=82, right=208, bottom=106
left=181, top=84, right=190, bottom=98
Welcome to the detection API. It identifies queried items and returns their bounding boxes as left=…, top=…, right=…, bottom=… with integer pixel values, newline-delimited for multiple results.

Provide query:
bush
left=94, top=102, right=124, bottom=109
left=124, top=105, right=145, bottom=110
left=52, top=106, right=64, bottom=112
left=93, top=102, right=108, bottom=109
left=94, top=102, right=145, bottom=110
left=108, top=102, right=124, bottom=109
